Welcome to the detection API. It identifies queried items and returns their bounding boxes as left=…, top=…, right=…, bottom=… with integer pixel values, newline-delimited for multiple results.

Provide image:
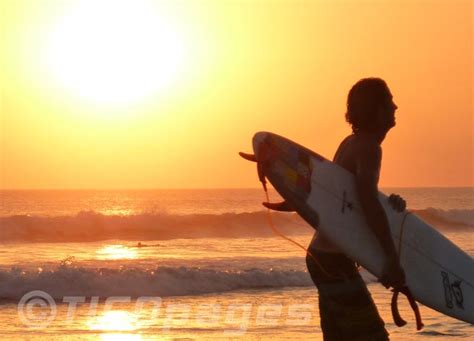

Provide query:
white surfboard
left=248, top=131, right=473, bottom=325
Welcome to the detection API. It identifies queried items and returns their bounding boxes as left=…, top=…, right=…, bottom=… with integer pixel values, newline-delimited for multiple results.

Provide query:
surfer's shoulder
left=353, top=134, right=382, bottom=155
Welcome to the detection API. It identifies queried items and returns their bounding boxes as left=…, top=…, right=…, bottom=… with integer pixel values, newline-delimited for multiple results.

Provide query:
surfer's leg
left=306, top=251, right=389, bottom=341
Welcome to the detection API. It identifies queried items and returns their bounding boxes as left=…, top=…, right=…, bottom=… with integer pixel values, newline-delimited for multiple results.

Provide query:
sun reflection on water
left=89, top=311, right=144, bottom=341
left=96, top=245, right=138, bottom=260
left=102, top=208, right=134, bottom=216
left=99, top=334, right=143, bottom=341
left=89, top=311, right=137, bottom=331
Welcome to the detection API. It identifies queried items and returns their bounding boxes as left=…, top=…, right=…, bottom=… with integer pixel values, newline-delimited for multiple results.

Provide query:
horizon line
left=1, top=186, right=473, bottom=191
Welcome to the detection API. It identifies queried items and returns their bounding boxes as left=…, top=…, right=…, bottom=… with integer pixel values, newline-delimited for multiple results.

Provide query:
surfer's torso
left=311, top=133, right=382, bottom=253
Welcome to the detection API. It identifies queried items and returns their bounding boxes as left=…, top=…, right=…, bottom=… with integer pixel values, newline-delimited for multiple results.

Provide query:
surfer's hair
left=345, top=78, right=391, bottom=133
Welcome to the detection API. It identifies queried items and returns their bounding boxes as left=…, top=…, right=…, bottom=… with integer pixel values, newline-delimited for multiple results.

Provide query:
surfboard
left=245, top=131, right=474, bottom=325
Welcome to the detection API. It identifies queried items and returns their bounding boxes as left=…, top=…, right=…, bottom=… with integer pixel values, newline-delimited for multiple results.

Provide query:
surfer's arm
left=357, top=178, right=398, bottom=259
left=355, top=144, right=405, bottom=287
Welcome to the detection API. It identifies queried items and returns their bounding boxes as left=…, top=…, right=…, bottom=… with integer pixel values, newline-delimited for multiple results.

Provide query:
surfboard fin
left=239, top=152, right=257, bottom=162
left=391, top=286, right=424, bottom=330
left=239, top=151, right=268, bottom=191
left=262, top=201, right=295, bottom=212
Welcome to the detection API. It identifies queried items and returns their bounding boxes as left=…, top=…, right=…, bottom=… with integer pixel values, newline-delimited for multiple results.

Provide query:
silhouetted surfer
left=304, top=78, right=407, bottom=340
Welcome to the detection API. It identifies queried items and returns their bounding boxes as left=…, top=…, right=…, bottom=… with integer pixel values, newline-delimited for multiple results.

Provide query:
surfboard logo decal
left=451, top=280, right=464, bottom=309
left=260, top=135, right=312, bottom=197
left=274, top=150, right=312, bottom=197
left=441, top=271, right=464, bottom=310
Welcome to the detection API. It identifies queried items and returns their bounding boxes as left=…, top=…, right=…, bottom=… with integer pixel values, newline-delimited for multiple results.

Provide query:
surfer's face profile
left=377, top=93, right=398, bottom=131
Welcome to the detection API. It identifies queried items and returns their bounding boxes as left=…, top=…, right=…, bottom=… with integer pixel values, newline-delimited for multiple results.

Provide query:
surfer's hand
left=380, top=257, right=406, bottom=289
left=388, top=194, right=406, bottom=212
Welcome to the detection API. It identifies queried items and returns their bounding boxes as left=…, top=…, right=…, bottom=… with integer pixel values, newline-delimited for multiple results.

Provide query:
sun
left=45, top=0, right=187, bottom=106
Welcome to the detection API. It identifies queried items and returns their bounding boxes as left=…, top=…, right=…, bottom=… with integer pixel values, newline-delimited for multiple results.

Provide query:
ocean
left=0, top=188, right=472, bottom=340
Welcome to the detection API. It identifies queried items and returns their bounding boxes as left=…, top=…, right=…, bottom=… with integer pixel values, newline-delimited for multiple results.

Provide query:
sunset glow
left=0, top=0, right=472, bottom=188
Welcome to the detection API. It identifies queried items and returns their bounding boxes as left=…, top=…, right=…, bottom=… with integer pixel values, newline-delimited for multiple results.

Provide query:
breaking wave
left=0, top=211, right=311, bottom=242
left=0, top=208, right=471, bottom=243
left=413, top=208, right=474, bottom=228
left=0, top=264, right=377, bottom=300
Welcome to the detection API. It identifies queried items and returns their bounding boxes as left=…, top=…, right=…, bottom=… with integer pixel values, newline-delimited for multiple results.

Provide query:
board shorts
left=306, top=249, right=389, bottom=341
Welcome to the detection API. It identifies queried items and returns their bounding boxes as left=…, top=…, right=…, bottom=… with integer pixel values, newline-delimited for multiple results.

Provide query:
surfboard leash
left=261, top=186, right=342, bottom=280
left=240, top=151, right=352, bottom=281
left=397, top=211, right=411, bottom=257
left=391, top=211, right=424, bottom=330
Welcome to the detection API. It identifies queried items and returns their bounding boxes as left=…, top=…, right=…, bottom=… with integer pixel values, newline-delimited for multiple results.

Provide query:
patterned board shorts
left=306, top=250, right=389, bottom=341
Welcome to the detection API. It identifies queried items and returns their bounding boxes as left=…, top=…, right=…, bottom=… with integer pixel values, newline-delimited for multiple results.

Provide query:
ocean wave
left=0, top=263, right=377, bottom=300
left=412, top=208, right=474, bottom=228
left=0, top=211, right=312, bottom=242
left=0, top=208, right=471, bottom=243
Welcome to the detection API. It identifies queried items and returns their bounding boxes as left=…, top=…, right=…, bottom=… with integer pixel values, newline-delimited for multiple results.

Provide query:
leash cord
left=262, top=188, right=347, bottom=280
left=391, top=211, right=424, bottom=330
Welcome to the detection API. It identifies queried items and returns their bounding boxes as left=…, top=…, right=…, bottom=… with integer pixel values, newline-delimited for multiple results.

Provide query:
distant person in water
left=304, top=78, right=407, bottom=340
left=135, top=242, right=160, bottom=248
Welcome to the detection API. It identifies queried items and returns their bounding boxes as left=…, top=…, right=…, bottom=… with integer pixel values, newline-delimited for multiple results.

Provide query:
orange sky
left=0, top=0, right=472, bottom=189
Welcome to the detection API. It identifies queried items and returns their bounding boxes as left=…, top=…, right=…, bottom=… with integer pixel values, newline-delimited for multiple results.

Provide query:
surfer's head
left=345, top=78, right=398, bottom=134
